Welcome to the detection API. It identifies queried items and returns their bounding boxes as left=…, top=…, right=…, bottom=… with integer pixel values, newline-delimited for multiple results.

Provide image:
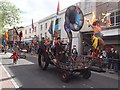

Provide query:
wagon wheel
left=38, top=53, right=49, bottom=70
left=60, top=71, right=71, bottom=82
left=82, top=69, right=91, bottom=79
left=22, top=55, right=26, bottom=59
left=20, top=55, right=26, bottom=59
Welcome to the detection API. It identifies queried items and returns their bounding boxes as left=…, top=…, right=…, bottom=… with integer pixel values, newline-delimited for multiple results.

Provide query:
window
left=45, top=32, right=47, bottom=38
left=45, top=23, right=47, bottom=29
left=29, top=28, right=31, bottom=33
left=84, top=2, right=92, bottom=14
left=110, top=10, right=120, bottom=26
left=40, top=33, right=42, bottom=39
left=25, top=30, right=27, bottom=34
left=41, top=25, right=42, bottom=30
left=34, top=26, right=36, bottom=32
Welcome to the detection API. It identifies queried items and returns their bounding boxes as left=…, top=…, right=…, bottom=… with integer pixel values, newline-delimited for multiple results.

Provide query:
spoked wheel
left=60, top=71, right=71, bottom=82
left=10, top=55, right=13, bottom=59
left=19, top=55, right=26, bottom=59
left=82, top=69, right=91, bottom=79
left=38, top=54, right=49, bottom=70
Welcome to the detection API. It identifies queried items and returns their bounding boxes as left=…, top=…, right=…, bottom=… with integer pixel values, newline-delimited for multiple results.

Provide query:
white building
left=23, top=22, right=39, bottom=42
left=22, top=1, right=96, bottom=55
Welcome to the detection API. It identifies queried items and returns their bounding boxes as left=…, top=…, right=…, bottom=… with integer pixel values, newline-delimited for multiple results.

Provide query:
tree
left=0, top=0, right=21, bottom=43
left=0, top=0, right=21, bottom=29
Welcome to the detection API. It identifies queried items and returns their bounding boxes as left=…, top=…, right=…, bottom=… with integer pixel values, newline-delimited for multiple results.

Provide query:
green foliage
left=0, top=0, right=21, bottom=29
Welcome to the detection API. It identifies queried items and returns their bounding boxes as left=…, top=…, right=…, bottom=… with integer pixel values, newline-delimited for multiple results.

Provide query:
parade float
left=37, top=5, right=94, bottom=82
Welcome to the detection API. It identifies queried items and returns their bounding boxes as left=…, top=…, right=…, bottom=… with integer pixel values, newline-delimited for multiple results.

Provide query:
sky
left=8, top=0, right=82, bottom=27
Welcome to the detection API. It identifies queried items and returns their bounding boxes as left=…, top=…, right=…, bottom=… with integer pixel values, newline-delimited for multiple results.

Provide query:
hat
left=57, top=37, right=61, bottom=40
left=73, top=45, right=76, bottom=47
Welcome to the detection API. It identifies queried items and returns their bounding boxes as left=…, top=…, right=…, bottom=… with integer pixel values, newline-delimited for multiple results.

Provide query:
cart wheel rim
left=41, top=56, right=46, bottom=67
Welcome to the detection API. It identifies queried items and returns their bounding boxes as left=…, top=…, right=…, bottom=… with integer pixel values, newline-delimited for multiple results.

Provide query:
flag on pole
left=56, top=1, right=60, bottom=15
left=32, top=19, right=34, bottom=32
left=54, top=18, right=59, bottom=33
left=48, top=21, right=53, bottom=35
left=14, top=27, right=19, bottom=35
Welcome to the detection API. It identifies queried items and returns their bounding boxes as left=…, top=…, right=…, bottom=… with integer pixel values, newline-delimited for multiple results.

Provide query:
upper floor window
left=84, top=2, right=92, bottom=14
left=41, top=25, right=43, bottom=30
left=40, top=33, right=42, bottom=39
left=29, top=28, right=31, bottom=33
left=34, top=26, right=36, bottom=32
left=45, top=23, right=47, bottom=29
left=45, top=32, right=47, bottom=38
left=110, top=10, right=120, bottom=26
left=25, top=30, right=27, bottom=34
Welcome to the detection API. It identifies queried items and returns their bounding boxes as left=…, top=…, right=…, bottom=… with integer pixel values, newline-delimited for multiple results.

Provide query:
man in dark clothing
left=113, top=50, right=120, bottom=72
left=55, top=37, right=65, bottom=63
left=108, top=48, right=115, bottom=69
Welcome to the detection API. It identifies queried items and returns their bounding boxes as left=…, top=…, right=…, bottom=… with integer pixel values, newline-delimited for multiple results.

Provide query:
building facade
left=96, top=2, right=120, bottom=51
left=8, top=26, right=24, bottom=42
left=8, top=1, right=120, bottom=54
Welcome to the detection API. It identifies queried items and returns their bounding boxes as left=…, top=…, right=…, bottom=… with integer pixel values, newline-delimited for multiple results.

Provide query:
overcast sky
left=8, top=0, right=83, bottom=27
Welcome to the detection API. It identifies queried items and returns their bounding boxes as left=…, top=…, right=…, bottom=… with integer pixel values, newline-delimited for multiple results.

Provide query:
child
left=13, top=50, right=18, bottom=64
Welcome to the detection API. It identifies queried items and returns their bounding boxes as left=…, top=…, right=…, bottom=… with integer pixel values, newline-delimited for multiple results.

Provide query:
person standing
left=113, top=50, right=119, bottom=72
left=108, top=48, right=115, bottom=70
left=55, top=37, right=65, bottom=63
left=12, top=44, right=19, bottom=64
left=13, top=50, right=18, bottom=64
left=102, top=49, right=108, bottom=62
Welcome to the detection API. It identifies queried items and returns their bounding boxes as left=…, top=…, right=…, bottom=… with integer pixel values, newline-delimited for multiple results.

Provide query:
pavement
left=0, top=52, right=119, bottom=89
left=0, top=65, right=15, bottom=89
left=0, top=52, right=18, bottom=89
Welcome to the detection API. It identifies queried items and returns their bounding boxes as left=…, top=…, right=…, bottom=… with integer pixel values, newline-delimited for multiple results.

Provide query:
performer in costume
left=88, top=19, right=107, bottom=53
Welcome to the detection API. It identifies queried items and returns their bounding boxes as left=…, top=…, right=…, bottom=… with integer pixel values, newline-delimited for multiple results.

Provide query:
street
left=1, top=52, right=119, bottom=88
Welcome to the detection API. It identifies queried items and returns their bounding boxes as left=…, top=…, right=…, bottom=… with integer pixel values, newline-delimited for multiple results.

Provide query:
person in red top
left=13, top=50, right=18, bottom=64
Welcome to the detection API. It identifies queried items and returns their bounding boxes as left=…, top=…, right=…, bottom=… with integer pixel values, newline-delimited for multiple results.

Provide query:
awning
left=102, top=29, right=119, bottom=36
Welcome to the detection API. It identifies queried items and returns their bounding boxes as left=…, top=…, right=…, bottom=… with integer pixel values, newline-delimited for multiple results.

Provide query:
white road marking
left=1, top=65, right=19, bottom=88
left=0, top=52, right=35, bottom=89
